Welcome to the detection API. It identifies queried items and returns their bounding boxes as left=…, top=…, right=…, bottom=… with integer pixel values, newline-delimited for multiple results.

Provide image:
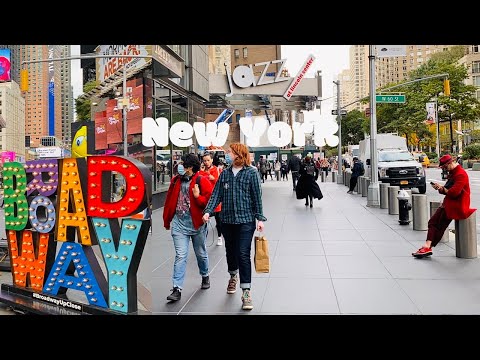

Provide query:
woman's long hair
left=230, top=143, right=250, bottom=167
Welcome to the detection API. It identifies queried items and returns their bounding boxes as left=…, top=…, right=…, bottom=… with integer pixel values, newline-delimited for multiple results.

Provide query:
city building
left=0, top=81, right=26, bottom=161
left=60, top=45, right=74, bottom=148
left=80, top=45, right=209, bottom=207
left=459, top=45, right=480, bottom=101
left=208, top=45, right=231, bottom=75
left=342, top=45, right=454, bottom=112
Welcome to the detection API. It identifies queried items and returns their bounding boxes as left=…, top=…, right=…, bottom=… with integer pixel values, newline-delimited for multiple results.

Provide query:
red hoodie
left=163, top=173, right=213, bottom=230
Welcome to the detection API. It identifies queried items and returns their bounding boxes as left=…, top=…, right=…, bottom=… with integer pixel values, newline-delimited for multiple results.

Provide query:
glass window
left=234, top=49, right=240, bottom=59
left=473, top=76, right=480, bottom=87
left=472, top=61, right=480, bottom=74
left=243, top=47, right=248, bottom=58
left=171, top=90, right=188, bottom=110
left=154, top=82, right=170, bottom=102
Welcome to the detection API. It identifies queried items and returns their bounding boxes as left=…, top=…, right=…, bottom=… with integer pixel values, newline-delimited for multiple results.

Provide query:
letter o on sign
left=232, top=66, right=254, bottom=88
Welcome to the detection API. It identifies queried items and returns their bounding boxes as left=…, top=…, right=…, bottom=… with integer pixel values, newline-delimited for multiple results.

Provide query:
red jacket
left=442, top=165, right=476, bottom=220
left=199, top=165, right=221, bottom=212
left=163, top=173, right=213, bottom=230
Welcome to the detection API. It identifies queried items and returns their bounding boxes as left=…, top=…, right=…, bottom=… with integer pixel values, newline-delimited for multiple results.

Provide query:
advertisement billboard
left=71, top=120, right=96, bottom=158
left=0, top=49, right=11, bottom=82
left=95, top=45, right=152, bottom=83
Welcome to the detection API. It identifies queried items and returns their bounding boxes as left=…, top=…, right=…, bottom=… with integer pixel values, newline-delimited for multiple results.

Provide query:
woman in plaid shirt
left=203, top=143, right=267, bottom=311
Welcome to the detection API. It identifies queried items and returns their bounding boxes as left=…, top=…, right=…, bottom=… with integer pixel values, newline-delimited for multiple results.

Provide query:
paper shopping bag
left=254, top=235, right=270, bottom=273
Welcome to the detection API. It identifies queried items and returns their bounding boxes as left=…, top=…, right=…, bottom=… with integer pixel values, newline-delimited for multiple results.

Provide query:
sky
left=69, top=45, right=351, bottom=120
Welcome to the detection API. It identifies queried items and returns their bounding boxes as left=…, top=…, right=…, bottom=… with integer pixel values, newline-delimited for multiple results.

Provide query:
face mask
left=177, top=164, right=185, bottom=175
left=225, top=154, right=233, bottom=165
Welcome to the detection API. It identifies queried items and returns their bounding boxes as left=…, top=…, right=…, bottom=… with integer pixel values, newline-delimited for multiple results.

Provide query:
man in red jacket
left=163, top=153, right=213, bottom=301
left=412, top=154, right=476, bottom=258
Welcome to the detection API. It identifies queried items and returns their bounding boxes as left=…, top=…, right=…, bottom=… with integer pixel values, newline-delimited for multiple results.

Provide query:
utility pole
left=333, top=80, right=343, bottom=184
left=122, top=68, right=128, bottom=156
left=367, top=45, right=379, bottom=207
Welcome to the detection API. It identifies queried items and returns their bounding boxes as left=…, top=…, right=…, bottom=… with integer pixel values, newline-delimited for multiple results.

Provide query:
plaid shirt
left=204, top=165, right=267, bottom=224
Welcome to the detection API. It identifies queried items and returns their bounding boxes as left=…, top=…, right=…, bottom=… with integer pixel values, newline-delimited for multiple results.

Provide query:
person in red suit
left=412, top=154, right=476, bottom=258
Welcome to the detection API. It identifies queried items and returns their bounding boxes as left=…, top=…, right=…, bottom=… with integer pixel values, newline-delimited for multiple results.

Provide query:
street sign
left=375, top=94, right=406, bottom=103
left=331, top=109, right=347, bottom=116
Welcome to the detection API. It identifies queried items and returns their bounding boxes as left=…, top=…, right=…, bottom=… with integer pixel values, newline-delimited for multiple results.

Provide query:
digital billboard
left=0, top=49, right=11, bottom=82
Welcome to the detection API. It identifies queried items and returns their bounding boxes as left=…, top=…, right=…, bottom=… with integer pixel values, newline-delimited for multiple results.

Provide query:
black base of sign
left=0, top=283, right=137, bottom=315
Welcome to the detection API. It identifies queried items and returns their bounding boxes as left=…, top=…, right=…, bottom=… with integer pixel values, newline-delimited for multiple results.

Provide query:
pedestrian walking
left=162, top=153, right=214, bottom=301
left=280, top=161, right=288, bottom=181
left=295, top=155, right=323, bottom=207
left=412, top=154, right=476, bottom=258
left=274, top=160, right=281, bottom=181
left=202, top=143, right=267, bottom=311
left=288, top=154, right=301, bottom=191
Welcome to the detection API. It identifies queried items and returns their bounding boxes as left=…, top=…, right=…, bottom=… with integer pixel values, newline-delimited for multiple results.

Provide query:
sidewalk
left=151, top=174, right=480, bottom=315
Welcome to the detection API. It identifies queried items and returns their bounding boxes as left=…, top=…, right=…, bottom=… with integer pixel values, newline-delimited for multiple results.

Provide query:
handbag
left=254, top=234, right=270, bottom=273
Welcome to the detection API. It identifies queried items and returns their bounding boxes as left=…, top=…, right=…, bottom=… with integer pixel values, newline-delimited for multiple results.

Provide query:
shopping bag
left=254, top=235, right=270, bottom=273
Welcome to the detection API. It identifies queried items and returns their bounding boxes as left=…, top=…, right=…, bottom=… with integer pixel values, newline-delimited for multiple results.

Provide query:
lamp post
left=333, top=80, right=343, bottom=184
left=367, top=45, right=379, bottom=207
left=122, top=68, right=128, bottom=156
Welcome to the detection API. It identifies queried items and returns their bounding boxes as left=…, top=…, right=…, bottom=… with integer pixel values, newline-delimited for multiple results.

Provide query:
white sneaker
left=217, top=237, right=223, bottom=246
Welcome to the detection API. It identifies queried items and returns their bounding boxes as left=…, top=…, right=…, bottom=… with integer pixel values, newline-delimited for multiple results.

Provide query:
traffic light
left=444, top=79, right=450, bottom=96
left=20, top=69, right=28, bottom=92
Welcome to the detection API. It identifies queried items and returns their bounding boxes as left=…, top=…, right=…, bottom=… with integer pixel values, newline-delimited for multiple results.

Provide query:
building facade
left=208, top=45, right=231, bottom=75
left=230, top=45, right=281, bottom=76
left=0, top=81, right=26, bottom=160
left=459, top=45, right=480, bottom=101
left=343, top=45, right=453, bottom=112
left=60, top=45, right=74, bottom=148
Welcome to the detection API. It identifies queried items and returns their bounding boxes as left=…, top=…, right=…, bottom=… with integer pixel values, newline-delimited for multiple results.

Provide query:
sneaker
left=227, top=275, right=238, bottom=294
left=167, top=287, right=181, bottom=301
left=412, top=246, right=433, bottom=258
left=217, top=236, right=223, bottom=246
left=201, top=276, right=210, bottom=289
left=242, top=289, right=253, bottom=310
left=347, top=190, right=353, bottom=194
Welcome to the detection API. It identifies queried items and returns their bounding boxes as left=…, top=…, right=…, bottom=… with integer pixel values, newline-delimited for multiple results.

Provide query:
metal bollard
left=455, top=210, right=478, bottom=259
left=321, top=171, right=325, bottom=182
left=388, top=186, right=400, bottom=215
left=430, top=201, right=449, bottom=243
left=343, top=171, right=347, bottom=186
left=346, top=172, right=351, bottom=188
left=355, top=176, right=360, bottom=193
left=362, top=177, right=368, bottom=197
left=379, top=183, right=389, bottom=209
left=412, top=194, right=428, bottom=231
left=332, top=171, right=337, bottom=182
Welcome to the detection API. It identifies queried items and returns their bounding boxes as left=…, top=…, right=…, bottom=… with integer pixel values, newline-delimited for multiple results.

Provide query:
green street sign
left=376, top=94, right=406, bottom=103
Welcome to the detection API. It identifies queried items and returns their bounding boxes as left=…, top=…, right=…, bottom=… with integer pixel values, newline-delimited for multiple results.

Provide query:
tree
left=75, top=80, right=99, bottom=121
left=341, top=110, right=367, bottom=145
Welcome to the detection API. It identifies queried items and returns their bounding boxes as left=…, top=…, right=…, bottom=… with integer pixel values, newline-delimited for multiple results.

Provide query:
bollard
left=355, top=176, right=360, bottom=193
left=455, top=210, right=478, bottom=259
left=362, top=177, right=368, bottom=197
left=412, top=194, right=428, bottom=231
left=388, top=186, right=400, bottom=215
left=346, top=172, right=351, bottom=189
left=332, top=171, right=337, bottom=182
left=321, top=171, right=325, bottom=182
left=343, top=171, right=347, bottom=186
left=430, top=201, right=449, bottom=243
left=379, top=183, right=389, bottom=209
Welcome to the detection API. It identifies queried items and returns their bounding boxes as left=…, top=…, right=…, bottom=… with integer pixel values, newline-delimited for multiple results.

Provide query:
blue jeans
left=171, top=226, right=209, bottom=290
left=221, top=221, right=256, bottom=289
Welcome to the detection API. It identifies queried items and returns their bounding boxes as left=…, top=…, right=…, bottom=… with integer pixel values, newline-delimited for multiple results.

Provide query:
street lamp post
left=122, top=68, right=128, bottom=156
left=333, top=80, right=343, bottom=184
left=367, top=45, right=380, bottom=207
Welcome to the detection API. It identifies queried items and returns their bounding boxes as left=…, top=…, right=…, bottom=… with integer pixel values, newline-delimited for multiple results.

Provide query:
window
left=243, top=47, right=248, bottom=58
left=472, top=45, right=479, bottom=54
left=472, top=61, right=480, bottom=74
left=234, top=49, right=240, bottom=59
left=473, top=76, right=480, bottom=87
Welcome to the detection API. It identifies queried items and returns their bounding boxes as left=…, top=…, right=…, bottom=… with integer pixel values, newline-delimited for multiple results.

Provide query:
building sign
left=95, top=45, right=152, bottom=83
left=48, top=46, right=55, bottom=137
left=2, top=156, right=152, bottom=314
left=376, top=45, right=407, bottom=58
left=152, top=45, right=183, bottom=78
left=36, top=147, right=63, bottom=158
left=283, top=54, right=315, bottom=100
left=223, top=55, right=315, bottom=100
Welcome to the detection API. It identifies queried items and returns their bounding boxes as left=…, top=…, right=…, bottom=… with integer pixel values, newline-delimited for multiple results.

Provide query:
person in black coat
left=295, top=155, right=323, bottom=207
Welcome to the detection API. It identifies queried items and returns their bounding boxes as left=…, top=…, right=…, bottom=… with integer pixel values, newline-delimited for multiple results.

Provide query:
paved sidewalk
left=151, top=174, right=480, bottom=315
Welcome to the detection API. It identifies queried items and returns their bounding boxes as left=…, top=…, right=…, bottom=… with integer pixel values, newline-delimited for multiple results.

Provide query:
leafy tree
left=75, top=80, right=99, bottom=121
left=340, top=110, right=367, bottom=145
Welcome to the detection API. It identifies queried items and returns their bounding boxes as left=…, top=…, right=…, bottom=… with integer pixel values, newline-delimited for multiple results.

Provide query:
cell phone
left=430, top=182, right=435, bottom=185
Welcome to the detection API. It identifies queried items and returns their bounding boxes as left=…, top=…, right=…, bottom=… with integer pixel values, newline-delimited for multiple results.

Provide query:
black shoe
left=310, top=203, right=313, bottom=208
left=305, top=202, right=309, bottom=206
left=167, top=287, right=181, bottom=301
left=201, top=276, right=210, bottom=289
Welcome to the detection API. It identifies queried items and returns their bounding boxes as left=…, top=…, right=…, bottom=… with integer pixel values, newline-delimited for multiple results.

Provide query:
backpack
left=173, top=174, right=202, bottom=191
left=359, top=162, right=365, bottom=176
left=305, top=163, right=315, bottom=176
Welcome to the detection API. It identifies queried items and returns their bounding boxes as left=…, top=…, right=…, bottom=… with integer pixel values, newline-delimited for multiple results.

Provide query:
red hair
left=230, top=143, right=250, bottom=167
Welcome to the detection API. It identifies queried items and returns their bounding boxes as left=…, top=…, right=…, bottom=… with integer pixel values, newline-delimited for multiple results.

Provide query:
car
left=412, top=152, right=430, bottom=168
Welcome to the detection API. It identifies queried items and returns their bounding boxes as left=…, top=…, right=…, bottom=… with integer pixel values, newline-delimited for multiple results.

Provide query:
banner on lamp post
left=426, top=102, right=436, bottom=125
